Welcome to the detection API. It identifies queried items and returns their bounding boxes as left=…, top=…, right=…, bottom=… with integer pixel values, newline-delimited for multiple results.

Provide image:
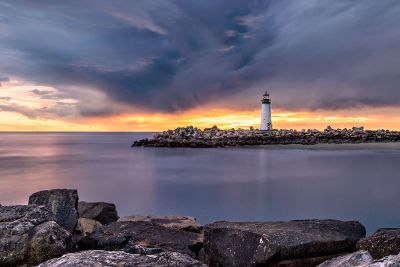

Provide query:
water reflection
left=0, top=132, right=399, bottom=233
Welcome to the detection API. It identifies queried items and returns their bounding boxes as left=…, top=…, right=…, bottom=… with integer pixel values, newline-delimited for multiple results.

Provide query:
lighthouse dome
left=263, top=91, right=269, bottom=97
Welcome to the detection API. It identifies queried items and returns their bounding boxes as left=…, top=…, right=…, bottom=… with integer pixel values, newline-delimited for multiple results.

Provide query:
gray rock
left=36, top=250, right=206, bottom=267
left=28, top=221, right=76, bottom=264
left=0, top=205, right=74, bottom=266
left=318, top=251, right=374, bottom=267
left=78, top=201, right=118, bottom=224
left=122, top=245, right=164, bottom=255
left=75, top=218, right=102, bottom=236
left=369, top=253, right=400, bottom=266
left=81, top=221, right=203, bottom=259
left=357, top=228, right=400, bottom=259
left=118, top=215, right=202, bottom=233
left=29, top=189, right=79, bottom=232
left=267, top=254, right=352, bottom=267
left=318, top=251, right=400, bottom=267
left=73, top=218, right=102, bottom=245
left=204, top=219, right=366, bottom=267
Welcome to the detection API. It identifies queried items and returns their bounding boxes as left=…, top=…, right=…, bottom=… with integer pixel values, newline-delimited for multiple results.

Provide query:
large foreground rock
left=0, top=205, right=74, bottom=266
left=318, top=251, right=400, bottom=267
left=78, top=201, right=118, bottom=224
left=357, top=228, right=400, bottom=259
left=80, top=221, right=203, bottom=259
left=37, top=250, right=206, bottom=267
left=118, top=215, right=202, bottom=233
left=204, top=219, right=366, bottom=267
left=29, top=189, right=79, bottom=232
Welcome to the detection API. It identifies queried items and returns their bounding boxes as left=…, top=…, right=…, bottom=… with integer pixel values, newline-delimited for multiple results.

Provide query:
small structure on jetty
left=260, top=91, right=273, bottom=131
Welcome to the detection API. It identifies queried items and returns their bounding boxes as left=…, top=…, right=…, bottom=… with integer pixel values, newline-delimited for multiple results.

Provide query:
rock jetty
left=1, top=189, right=400, bottom=266
left=132, top=126, right=400, bottom=147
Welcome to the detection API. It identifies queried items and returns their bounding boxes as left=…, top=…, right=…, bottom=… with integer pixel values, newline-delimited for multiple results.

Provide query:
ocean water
left=1, top=132, right=399, bottom=234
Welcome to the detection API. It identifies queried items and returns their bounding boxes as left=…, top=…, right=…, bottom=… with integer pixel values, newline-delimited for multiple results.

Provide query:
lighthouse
left=260, top=91, right=272, bottom=131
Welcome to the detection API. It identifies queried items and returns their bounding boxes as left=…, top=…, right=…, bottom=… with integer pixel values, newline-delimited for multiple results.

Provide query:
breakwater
left=132, top=126, right=400, bottom=147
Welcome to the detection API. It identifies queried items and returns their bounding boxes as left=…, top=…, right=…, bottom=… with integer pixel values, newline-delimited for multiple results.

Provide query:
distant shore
left=132, top=125, right=400, bottom=148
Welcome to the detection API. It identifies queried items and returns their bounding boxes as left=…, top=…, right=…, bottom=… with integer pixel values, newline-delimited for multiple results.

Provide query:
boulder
left=266, top=254, right=356, bottom=267
left=369, top=253, right=400, bottom=266
left=0, top=205, right=75, bottom=266
left=118, top=215, right=202, bottom=233
left=29, top=189, right=79, bottom=232
left=204, top=219, right=366, bottom=267
left=28, top=221, right=76, bottom=264
left=78, top=201, right=118, bottom=224
left=317, top=251, right=374, bottom=266
left=73, top=218, right=102, bottom=245
left=75, top=218, right=102, bottom=236
left=357, top=228, right=400, bottom=259
left=318, top=251, right=400, bottom=267
left=80, top=221, right=203, bottom=259
left=37, top=249, right=206, bottom=267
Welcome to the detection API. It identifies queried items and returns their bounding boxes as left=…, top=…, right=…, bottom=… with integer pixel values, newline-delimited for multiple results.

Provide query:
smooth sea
left=1, top=132, right=399, bottom=234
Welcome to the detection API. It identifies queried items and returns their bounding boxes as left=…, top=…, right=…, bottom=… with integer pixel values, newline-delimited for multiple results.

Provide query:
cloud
left=0, top=0, right=399, bottom=119
left=0, top=103, right=39, bottom=119
left=30, top=88, right=74, bottom=103
left=31, top=89, right=52, bottom=96
left=0, top=76, right=9, bottom=86
left=0, top=99, right=77, bottom=119
left=0, top=96, right=11, bottom=101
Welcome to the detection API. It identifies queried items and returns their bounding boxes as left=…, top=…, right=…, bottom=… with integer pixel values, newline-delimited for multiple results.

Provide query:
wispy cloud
left=30, top=88, right=53, bottom=96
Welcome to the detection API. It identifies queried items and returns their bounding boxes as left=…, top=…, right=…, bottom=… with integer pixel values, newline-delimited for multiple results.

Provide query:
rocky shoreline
left=132, top=126, right=400, bottom=148
left=1, top=189, right=400, bottom=266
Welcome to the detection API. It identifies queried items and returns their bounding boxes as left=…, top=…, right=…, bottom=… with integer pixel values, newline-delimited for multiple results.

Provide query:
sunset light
left=1, top=2, right=400, bottom=266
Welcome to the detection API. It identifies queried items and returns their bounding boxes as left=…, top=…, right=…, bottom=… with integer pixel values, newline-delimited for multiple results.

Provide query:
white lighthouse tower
left=260, top=91, right=272, bottom=131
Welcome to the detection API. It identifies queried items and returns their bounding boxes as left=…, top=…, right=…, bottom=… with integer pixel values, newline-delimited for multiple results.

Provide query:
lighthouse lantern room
left=260, top=91, right=272, bottom=131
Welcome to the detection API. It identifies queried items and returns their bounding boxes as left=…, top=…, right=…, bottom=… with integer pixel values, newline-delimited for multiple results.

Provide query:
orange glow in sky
left=87, top=107, right=400, bottom=132
left=2, top=107, right=397, bottom=132
left=0, top=79, right=399, bottom=132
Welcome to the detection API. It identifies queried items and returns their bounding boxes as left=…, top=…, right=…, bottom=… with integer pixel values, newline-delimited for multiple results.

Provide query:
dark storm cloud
left=0, top=0, right=399, bottom=117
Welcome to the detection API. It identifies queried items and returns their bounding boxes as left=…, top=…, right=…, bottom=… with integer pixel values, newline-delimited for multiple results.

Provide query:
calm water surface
left=1, top=132, right=399, bottom=234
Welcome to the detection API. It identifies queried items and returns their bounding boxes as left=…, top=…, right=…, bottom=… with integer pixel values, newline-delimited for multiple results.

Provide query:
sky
left=0, top=0, right=400, bottom=131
